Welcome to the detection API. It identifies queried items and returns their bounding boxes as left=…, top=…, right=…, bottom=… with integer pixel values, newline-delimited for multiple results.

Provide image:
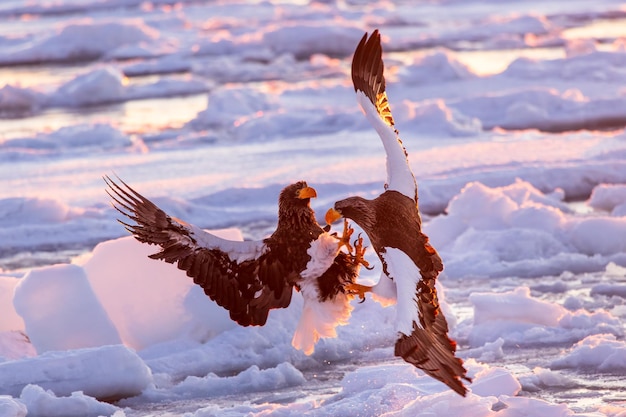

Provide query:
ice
left=0, top=344, right=152, bottom=400
left=130, top=362, right=305, bottom=403
left=261, top=24, right=363, bottom=59
left=13, top=264, right=121, bottom=353
left=551, top=334, right=626, bottom=372
left=0, top=20, right=159, bottom=65
left=468, top=286, right=622, bottom=347
left=588, top=183, right=626, bottom=215
left=0, top=85, right=45, bottom=116
left=1, top=0, right=626, bottom=415
left=19, top=385, right=119, bottom=417
left=0, top=396, right=26, bottom=417
left=0, top=277, right=24, bottom=333
left=80, top=235, right=237, bottom=351
left=50, top=67, right=127, bottom=107
left=427, top=180, right=626, bottom=279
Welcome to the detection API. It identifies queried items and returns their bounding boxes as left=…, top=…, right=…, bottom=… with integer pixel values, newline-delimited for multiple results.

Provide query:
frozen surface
left=1, top=0, right=626, bottom=416
left=0, top=344, right=152, bottom=400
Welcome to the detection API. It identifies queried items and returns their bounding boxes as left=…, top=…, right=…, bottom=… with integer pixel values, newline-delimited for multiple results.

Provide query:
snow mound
left=450, top=87, right=626, bottom=132
left=19, top=384, right=119, bottom=417
left=51, top=67, right=126, bottom=107
left=190, top=86, right=278, bottom=129
left=427, top=180, right=626, bottom=279
left=0, top=85, right=46, bottom=116
left=588, top=183, right=626, bottom=216
left=0, top=20, right=159, bottom=65
left=399, top=51, right=476, bottom=84
left=0, top=395, right=26, bottom=417
left=398, top=99, right=482, bottom=137
left=137, top=362, right=305, bottom=403
left=0, top=344, right=152, bottom=400
left=13, top=264, right=121, bottom=354
left=550, top=334, right=626, bottom=372
left=81, top=234, right=239, bottom=351
left=262, top=24, right=363, bottom=59
left=0, top=124, right=141, bottom=157
left=468, top=287, right=622, bottom=347
left=505, top=50, right=626, bottom=82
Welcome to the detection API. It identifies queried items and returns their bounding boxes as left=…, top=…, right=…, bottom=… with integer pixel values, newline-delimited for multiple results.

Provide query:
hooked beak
left=325, top=207, right=342, bottom=225
left=297, top=186, right=317, bottom=199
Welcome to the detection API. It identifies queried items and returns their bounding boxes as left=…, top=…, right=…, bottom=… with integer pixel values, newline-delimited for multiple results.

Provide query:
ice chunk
left=19, top=384, right=119, bottom=417
left=0, top=344, right=151, bottom=400
left=13, top=264, right=121, bottom=354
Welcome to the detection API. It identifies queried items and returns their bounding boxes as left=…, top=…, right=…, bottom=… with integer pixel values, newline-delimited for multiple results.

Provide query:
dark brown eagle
left=325, top=30, right=471, bottom=396
left=105, top=176, right=366, bottom=355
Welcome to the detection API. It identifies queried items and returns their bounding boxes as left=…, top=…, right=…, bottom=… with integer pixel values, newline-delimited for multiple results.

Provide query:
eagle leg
left=351, top=233, right=373, bottom=270
left=345, top=282, right=373, bottom=301
left=334, top=219, right=355, bottom=253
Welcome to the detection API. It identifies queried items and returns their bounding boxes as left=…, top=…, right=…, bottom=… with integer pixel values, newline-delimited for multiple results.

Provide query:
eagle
left=325, top=30, right=471, bottom=396
left=104, top=176, right=367, bottom=355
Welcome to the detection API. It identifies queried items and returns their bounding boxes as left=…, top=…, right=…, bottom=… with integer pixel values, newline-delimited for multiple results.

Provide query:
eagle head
left=325, top=197, right=375, bottom=230
left=278, top=181, right=318, bottom=219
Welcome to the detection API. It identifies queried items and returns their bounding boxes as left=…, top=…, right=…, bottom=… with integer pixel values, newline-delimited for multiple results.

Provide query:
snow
left=551, top=334, right=626, bottom=372
left=13, top=264, right=121, bottom=353
left=1, top=0, right=626, bottom=416
left=0, top=344, right=152, bottom=400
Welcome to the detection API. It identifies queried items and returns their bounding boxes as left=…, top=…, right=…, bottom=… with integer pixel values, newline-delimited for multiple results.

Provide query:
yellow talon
left=333, top=219, right=355, bottom=253
left=345, top=282, right=373, bottom=300
left=351, top=233, right=373, bottom=270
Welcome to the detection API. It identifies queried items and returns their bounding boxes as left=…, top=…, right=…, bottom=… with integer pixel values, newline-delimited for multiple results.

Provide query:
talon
left=351, top=233, right=373, bottom=270
left=345, top=282, right=372, bottom=301
left=333, top=219, right=355, bottom=253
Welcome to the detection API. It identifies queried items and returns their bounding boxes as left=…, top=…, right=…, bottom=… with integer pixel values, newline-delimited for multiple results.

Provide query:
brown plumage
left=105, top=176, right=360, bottom=353
left=327, top=30, right=470, bottom=396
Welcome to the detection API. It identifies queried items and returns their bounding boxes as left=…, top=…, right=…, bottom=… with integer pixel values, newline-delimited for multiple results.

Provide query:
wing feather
left=104, top=175, right=293, bottom=326
left=352, top=32, right=471, bottom=395
left=351, top=30, right=417, bottom=201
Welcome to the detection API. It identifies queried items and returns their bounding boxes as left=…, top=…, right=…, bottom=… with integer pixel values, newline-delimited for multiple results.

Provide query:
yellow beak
left=325, top=207, right=342, bottom=225
left=297, top=186, right=317, bottom=199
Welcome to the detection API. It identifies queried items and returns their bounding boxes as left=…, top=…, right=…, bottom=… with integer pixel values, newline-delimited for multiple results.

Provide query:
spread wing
left=352, top=30, right=417, bottom=202
left=104, top=175, right=294, bottom=326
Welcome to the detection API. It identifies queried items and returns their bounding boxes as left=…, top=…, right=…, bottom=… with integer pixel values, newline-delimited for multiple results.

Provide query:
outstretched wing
left=104, top=175, right=294, bottom=326
left=352, top=30, right=417, bottom=202
left=381, top=244, right=469, bottom=396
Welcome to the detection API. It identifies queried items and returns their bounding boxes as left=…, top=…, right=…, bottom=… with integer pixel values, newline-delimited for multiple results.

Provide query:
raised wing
left=352, top=30, right=417, bottom=202
left=104, top=175, right=294, bottom=326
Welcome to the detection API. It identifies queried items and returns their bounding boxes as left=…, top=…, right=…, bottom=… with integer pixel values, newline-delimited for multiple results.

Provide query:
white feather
left=379, top=247, right=422, bottom=336
left=185, top=222, right=267, bottom=264
left=356, top=90, right=416, bottom=200
left=291, top=233, right=352, bottom=354
left=371, top=271, right=397, bottom=307
left=300, top=233, right=340, bottom=280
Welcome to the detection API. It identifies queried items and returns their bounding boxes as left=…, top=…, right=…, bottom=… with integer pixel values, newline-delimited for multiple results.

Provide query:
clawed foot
left=333, top=219, right=355, bottom=253
left=345, top=282, right=373, bottom=301
left=351, top=233, right=373, bottom=270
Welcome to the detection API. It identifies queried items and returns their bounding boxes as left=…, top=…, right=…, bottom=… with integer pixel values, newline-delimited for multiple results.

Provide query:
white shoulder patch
left=188, top=223, right=267, bottom=264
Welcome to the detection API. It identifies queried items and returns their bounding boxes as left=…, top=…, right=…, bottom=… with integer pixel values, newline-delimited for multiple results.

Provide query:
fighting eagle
left=105, top=176, right=366, bottom=355
left=325, top=30, right=471, bottom=396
